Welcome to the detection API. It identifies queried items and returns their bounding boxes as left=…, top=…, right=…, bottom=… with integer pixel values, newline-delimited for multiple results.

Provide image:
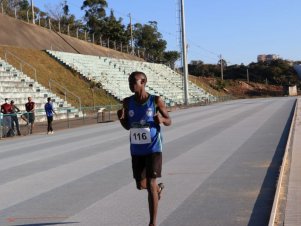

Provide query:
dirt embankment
left=0, top=14, right=142, bottom=61
left=197, top=77, right=284, bottom=98
left=0, top=13, right=285, bottom=100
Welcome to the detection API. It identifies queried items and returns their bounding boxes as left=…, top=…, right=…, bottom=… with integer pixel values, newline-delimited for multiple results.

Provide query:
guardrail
left=49, top=79, right=82, bottom=112
left=0, top=112, right=34, bottom=138
left=268, top=98, right=298, bottom=226
left=4, top=50, right=38, bottom=82
left=0, top=105, right=122, bottom=139
left=0, top=96, right=234, bottom=139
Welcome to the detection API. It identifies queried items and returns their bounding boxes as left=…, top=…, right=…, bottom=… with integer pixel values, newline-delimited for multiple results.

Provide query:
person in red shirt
left=21, top=97, right=35, bottom=134
left=1, top=98, right=13, bottom=137
left=1, top=98, right=12, bottom=114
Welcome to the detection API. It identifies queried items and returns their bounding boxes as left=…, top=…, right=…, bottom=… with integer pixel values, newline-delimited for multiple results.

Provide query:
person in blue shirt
left=44, top=97, right=56, bottom=134
left=117, top=71, right=171, bottom=226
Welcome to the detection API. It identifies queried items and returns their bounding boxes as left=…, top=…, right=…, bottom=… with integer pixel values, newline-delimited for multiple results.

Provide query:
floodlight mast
left=180, top=0, right=189, bottom=105
left=31, top=0, right=35, bottom=24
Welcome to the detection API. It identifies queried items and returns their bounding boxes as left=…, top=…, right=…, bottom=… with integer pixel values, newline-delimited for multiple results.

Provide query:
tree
left=188, top=61, right=220, bottom=77
left=62, top=0, right=69, bottom=16
left=18, top=0, right=29, bottom=10
left=15, top=0, right=29, bottom=20
left=133, top=21, right=167, bottom=62
left=217, top=58, right=227, bottom=67
left=101, top=10, right=129, bottom=45
left=59, top=1, right=76, bottom=34
left=81, top=0, right=108, bottom=34
left=163, top=51, right=180, bottom=69
left=0, top=0, right=18, bottom=16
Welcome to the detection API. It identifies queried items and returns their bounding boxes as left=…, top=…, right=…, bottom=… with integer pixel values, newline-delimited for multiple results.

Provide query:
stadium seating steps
left=47, top=50, right=216, bottom=106
left=0, top=58, right=81, bottom=123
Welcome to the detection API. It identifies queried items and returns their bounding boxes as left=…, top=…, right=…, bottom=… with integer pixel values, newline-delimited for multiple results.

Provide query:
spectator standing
left=1, top=98, right=12, bottom=114
left=10, top=100, right=21, bottom=136
left=44, top=97, right=56, bottom=134
left=21, top=97, right=35, bottom=134
left=1, top=98, right=13, bottom=137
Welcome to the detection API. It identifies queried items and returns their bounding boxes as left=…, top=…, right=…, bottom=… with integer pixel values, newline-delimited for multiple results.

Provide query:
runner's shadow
left=11, top=222, right=79, bottom=226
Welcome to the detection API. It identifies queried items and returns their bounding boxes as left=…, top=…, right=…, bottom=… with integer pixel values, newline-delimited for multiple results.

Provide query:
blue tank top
left=45, top=102, right=54, bottom=117
left=128, top=94, right=162, bottom=156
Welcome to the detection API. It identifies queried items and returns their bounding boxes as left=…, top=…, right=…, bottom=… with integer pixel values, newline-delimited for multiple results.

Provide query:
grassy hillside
left=0, top=14, right=287, bottom=107
left=0, top=45, right=119, bottom=107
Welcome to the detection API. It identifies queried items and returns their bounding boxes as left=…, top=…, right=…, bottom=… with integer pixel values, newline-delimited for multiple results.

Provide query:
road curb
left=268, top=97, right=299, bottom=226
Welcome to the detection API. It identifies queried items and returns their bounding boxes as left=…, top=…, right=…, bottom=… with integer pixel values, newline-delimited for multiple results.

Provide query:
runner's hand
left=153, top=114, right=162, bottom=125
left=117, top=108, right=125, bottom=120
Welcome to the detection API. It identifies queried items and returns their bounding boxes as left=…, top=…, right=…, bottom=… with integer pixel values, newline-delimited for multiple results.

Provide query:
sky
left=34, top=0, right=301, bottom=65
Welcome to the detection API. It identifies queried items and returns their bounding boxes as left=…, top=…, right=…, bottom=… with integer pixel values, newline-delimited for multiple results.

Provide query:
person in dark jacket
left=10, top=100, right=21, bottom=136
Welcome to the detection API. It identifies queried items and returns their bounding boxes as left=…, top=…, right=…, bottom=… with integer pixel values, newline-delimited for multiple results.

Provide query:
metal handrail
left=50, top=44, right=63, bottom=52
left=48, top=79, right=82, bottom=111
left=4, top=50, right=37, bottom=82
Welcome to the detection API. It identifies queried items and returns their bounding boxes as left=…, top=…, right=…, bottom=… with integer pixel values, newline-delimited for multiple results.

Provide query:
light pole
left=128, top=13, right=134, bottom=55
left=27, top=9, right=29, bottom=23
left=219, top=54, right=224, bottom=80
left=180, top=0, right=189, bottom=105
left=31, top=0, right=35, bottom=24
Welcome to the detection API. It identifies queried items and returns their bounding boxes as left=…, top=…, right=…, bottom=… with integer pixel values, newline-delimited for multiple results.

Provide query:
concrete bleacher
left=0, top=58, right=81, bottom=122
left=47, top=50, right=216, bottom=106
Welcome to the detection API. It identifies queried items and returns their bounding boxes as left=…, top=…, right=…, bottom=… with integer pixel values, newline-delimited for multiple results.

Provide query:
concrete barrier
left=269, top=97, right=299, bottom=226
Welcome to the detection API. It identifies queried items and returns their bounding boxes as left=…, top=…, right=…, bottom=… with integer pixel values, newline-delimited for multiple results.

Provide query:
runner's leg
left=147, top=178, right=159, bottom=226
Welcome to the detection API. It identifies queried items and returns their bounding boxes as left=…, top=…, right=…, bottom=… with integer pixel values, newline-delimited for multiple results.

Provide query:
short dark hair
left=47, top=97, right=51, bottom=101
left=129, top=71, right=147, bottom=83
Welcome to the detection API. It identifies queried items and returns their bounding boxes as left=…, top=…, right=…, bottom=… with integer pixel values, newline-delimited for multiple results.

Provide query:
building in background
left=257, top=54, right=280, bottom=63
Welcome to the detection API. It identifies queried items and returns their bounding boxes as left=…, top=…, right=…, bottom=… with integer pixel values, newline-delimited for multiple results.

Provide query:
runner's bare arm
left=154, top=96, right=171, bottom=126
left=117, top=98, right=130, bottom=130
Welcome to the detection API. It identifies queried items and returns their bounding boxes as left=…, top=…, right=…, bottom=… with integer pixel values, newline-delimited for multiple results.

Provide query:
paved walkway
left=0, top=97, right=296, bottom=226
left=285, top=97, right=301, bottom=225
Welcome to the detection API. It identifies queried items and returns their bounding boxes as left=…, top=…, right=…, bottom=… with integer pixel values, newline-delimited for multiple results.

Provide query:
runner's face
left=129, top=75, right=144, bottom=93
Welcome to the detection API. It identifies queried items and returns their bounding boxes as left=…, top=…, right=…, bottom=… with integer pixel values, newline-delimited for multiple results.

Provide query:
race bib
left=130, top=128, right=151, bottom=144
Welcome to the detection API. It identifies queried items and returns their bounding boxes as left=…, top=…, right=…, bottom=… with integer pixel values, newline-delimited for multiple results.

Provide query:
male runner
left=117, top=71, right=171, bottom=226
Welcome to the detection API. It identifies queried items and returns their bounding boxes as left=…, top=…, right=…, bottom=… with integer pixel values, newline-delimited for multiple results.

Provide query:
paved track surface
left=0, top=97, right=296, bottom=226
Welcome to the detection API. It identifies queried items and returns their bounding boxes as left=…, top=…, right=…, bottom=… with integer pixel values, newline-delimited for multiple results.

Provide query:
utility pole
left=247, top=68, right=249, bottom=82
left=27, top=9, right=29, bottom=23
left=220, top=54, right=224, bottom=80
left=31, top=0, right=35, bottom=24
left=180, top=0, right=189, bottom=105
left=128, top=13, right=134, bottom=55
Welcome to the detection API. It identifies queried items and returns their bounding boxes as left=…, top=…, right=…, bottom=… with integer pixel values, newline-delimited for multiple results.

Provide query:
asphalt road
left=0, top=97, right=296, bottom=226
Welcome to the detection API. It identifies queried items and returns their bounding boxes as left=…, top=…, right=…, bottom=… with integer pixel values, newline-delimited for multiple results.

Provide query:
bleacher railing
left=4, top=50, right=37, bottom=82
left=49, top=79, right=82, bottom=112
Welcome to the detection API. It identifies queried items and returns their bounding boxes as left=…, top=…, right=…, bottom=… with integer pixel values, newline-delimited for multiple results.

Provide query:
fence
left=0, top=104, right=121, bottom=139
left=0, top=96, right=234, bottom=139
left=0, top=8, right=147, bottom=60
